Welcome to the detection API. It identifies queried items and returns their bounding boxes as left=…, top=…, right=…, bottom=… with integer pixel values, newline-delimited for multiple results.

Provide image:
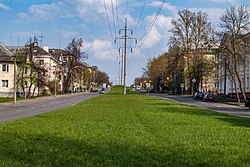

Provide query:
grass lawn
left=0, top=98, right=15, bottom=103
left=0, top=86, right=249, bottom=166
left=0, top=97, right=23, bottom=103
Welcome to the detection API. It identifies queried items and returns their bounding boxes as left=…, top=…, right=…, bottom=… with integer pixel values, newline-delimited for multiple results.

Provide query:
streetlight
left=13, top=55, right=17, bottom=103
left=54, top=66, right=57, bottom=97
left=192, top=79, right=196, bottom=95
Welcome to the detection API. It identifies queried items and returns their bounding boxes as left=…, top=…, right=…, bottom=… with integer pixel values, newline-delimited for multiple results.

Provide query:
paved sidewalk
left=150, top=93, right=250, bottom=119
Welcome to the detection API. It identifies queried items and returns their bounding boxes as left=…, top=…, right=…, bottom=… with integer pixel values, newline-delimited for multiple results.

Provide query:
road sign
left=180, top=83, right=184, bottom=88
left=192, top=79, right=196, bottom=83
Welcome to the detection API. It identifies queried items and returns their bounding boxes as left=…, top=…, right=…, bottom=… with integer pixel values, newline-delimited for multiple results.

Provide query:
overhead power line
left=104, top=0, right=114, bottom=39
left=111, top=0, right=117, bottom=38
left=115, top=0, right=120, bottom=30
left=135, top=0, right=166, bottom=51
left=134, top=0, right=147, bottom=32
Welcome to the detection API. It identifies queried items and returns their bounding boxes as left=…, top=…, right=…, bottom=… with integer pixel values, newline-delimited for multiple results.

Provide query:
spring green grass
left=0, top=98, right=14, bottom=103
left=0, top=86, right=249, bottom=166
left=0, top=97, right=23, bottom=103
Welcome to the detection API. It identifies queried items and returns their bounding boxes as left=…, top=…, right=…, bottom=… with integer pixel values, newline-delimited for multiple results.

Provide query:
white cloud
left=56, top=30, right=80, bottom=39
left=29, top=1, right=70, bottom=20
left=0, top=3, right=10, bottom=10
left=196, top=0, right=241, bottom=4
left=142, top=14, right=172, bottom=48
left=188, top=8, right=225, bottom=23
left=150, top=1, right=177, bottom=13
left=18, top=1, right=73, bottom=21
left=85, top=39, right=116, bottom=60
left=12, top=31, right=42, bottom=38
left=68, top=0, right=107, bottom=22
left=12, top=32, right=32, bottom=38
left=17, top=13, right=30, bottom=20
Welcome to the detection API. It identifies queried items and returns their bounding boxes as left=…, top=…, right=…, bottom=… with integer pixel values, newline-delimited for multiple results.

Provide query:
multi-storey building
left=217, top=32, right=250, bottom=97
left=0, top=43, right=15, bottom=97
left=0, top=42, right=62, bottom=98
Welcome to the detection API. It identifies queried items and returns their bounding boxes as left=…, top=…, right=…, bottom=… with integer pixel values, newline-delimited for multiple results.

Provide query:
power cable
left=134, top=0, right=147, bottom=32
left=135, top=0, right=166, bottom=51
left=111, top=0, right=117, bottom=38
left=104, top=0, right=114, bottom=39
left=115, top=0, right=120, bottom=30
left=125, top=0, right=129, bottom=14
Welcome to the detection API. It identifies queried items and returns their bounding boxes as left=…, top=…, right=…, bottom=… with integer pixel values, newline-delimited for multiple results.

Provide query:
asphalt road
left=150, top=93, right=250, bottom=119
left=0, top=93, right=99, bottom=122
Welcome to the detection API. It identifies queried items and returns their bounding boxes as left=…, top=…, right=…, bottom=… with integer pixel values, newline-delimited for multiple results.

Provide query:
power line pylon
left=115, top=18, right=137, bottom=94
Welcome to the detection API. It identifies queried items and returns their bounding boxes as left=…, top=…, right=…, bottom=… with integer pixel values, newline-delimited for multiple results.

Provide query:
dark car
left=193, top=92, right=204, bottom=100
left=203, top=93, right=215, bottom=102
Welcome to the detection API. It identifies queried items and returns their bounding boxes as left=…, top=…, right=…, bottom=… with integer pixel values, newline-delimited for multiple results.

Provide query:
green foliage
left=0, top=86, right=249, bottom=166
left=0, top=98, right=23, bottom=103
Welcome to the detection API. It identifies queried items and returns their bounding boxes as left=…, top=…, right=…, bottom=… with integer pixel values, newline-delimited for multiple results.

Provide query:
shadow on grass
left=0, top=132, right=248, bottom=166
left=144, top=99, right=250, bottom=128
left=216, top=117, right=250, bottom=127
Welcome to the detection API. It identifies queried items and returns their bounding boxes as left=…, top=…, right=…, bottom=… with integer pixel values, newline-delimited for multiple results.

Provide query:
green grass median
left=0, top=86, right=249, bottom=166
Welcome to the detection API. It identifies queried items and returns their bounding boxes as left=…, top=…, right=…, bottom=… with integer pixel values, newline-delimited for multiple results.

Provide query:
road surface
left=150, top=93, right=250, bottom=119
left=0, top=93, right=99, bottom=122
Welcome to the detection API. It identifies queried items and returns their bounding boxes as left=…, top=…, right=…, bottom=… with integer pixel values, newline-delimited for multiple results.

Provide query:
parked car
left=99, top=88, right=106, bottom=94
left=193, top=92, right=204, bottom=100
left=203, top=93, right=215, bottom=102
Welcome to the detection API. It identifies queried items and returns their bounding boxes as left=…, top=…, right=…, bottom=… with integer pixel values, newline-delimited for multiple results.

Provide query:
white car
left=99, top=88, right=106, bottom=94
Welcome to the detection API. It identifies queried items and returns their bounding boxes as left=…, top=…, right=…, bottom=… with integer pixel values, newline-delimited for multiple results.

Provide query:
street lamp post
left=192, top=79, right=196, bottom=95
left=54, top=71, right=57, bottom=97
left=13, top=55, right=17, bottom=103
left=53, top=65, right=58, bottom=97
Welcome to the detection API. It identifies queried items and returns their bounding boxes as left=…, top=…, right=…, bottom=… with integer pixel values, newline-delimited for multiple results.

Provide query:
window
left=39, top=60, right=44, bottom=65
left=2, top=80, right=8, bottom=88
left=25, top=81, right=28, bottom=88
left=247, top=77, right=249, bottom=89
left=2, top=64, right=9, bottom=72
left=25, top=67, right=28, bottom=74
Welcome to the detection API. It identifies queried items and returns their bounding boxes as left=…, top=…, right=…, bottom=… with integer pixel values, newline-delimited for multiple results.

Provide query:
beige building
left=217, top=32, right=250, bottom=97
left=0, top=43, right=15, bottom=97
left=0, top=42, right=62, bottom=98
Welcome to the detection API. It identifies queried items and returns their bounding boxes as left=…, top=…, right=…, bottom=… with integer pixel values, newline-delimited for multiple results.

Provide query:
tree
left=15, top=39, right=48, bottom=98
left=63, top=38, right=88, bottom=93
left=218, top=5, right=250, bottom=101
left=147, top=53, right=168, bottom=92
left=169, top=9, right=215, bottom=94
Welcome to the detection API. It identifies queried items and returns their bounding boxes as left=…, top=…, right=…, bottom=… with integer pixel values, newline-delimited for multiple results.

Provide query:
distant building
left=0, top=42, right=63, bottom=98
left=217, top=32, right=250, bottom=97
left=0, top=43, right=15, bottom=97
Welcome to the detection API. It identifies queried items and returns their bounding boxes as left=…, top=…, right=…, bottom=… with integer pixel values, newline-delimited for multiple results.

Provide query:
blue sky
left=0, top=0, right=249, bottom=85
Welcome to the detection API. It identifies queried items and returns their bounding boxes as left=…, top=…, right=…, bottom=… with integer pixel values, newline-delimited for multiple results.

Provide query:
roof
left=0, top=43, right=14, bottom=62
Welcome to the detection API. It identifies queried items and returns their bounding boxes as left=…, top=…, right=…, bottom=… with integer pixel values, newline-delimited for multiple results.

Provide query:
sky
left=0, top=0, right=249, bottom=85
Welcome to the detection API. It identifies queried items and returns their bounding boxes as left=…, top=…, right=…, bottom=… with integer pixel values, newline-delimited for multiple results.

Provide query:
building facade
left=0, top=43, right=15, bottom=97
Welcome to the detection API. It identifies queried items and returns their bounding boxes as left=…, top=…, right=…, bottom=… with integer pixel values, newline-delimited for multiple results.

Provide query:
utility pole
left=118, top=47, right=124, bottom=85
left=123, top=19, right=127, bottom=95
left=13, top=53, right=17, bottom=104
left=115, top=18, right=137, bottom=94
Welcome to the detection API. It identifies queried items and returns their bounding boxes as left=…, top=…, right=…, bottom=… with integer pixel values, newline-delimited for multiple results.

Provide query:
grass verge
left=0, top=86, right=249, bottom=166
